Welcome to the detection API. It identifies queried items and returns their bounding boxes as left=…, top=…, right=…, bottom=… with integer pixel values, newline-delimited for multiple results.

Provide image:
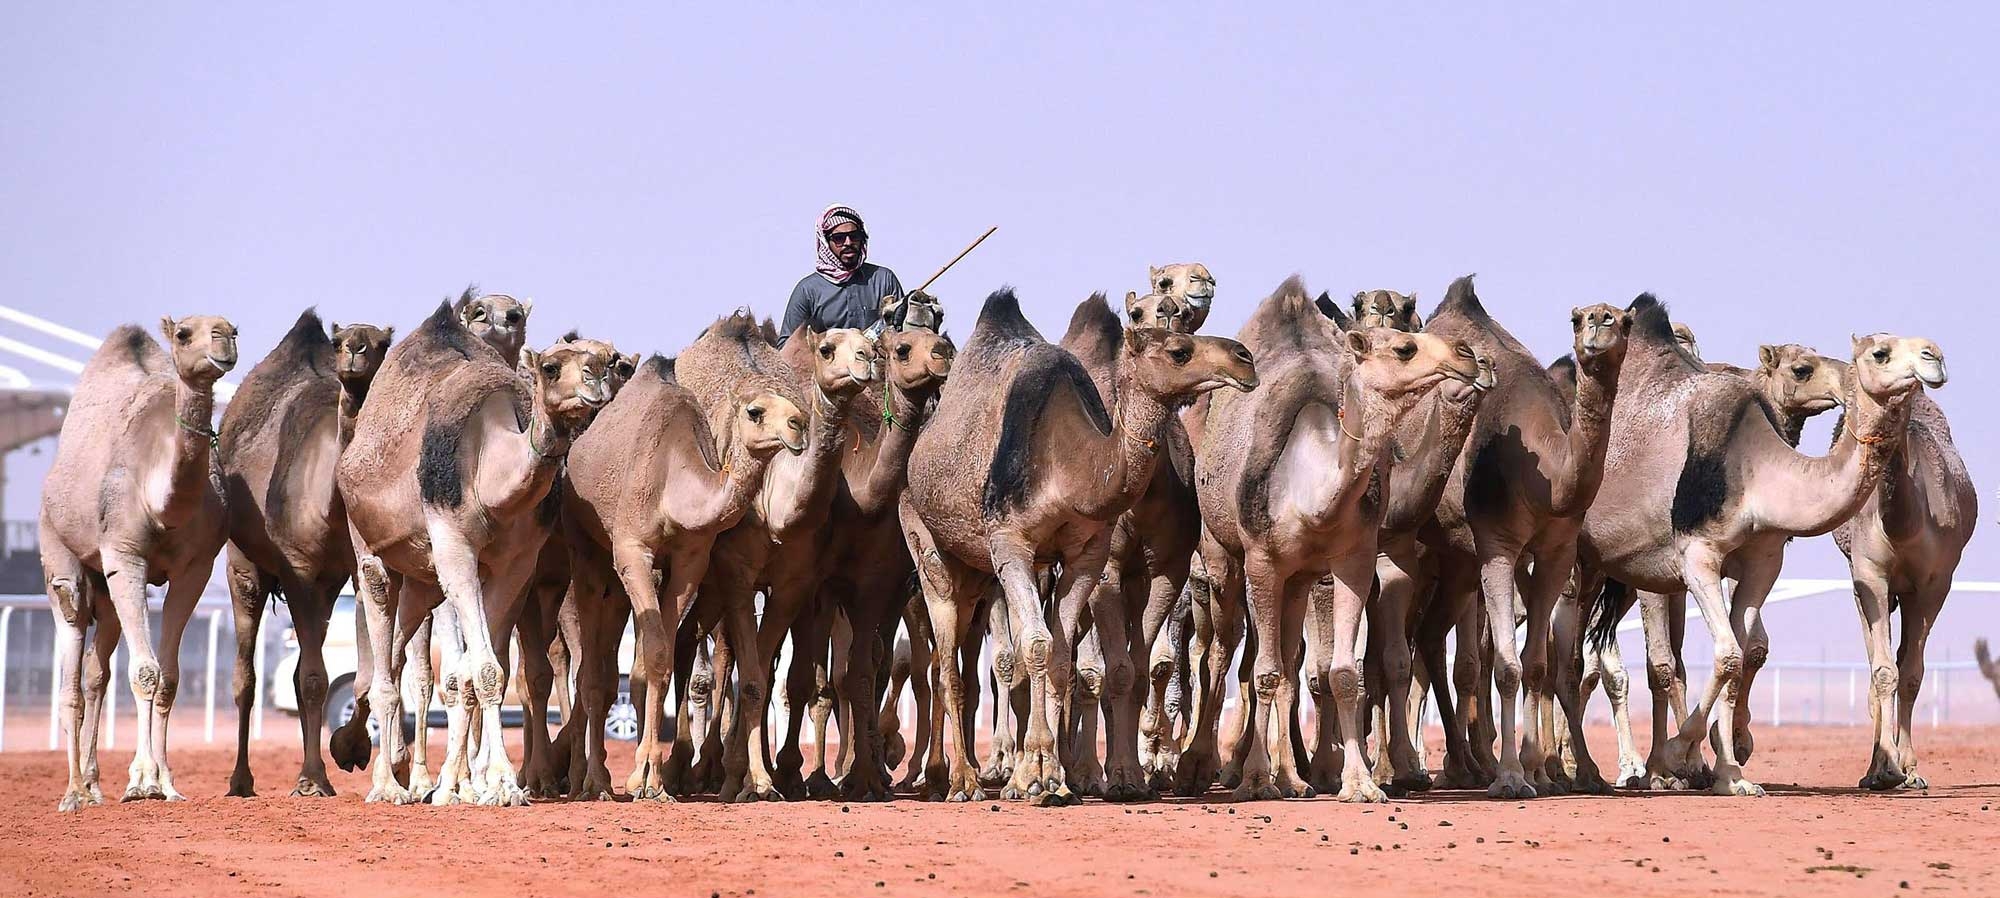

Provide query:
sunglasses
left=825, top=231, right=867, bottom=247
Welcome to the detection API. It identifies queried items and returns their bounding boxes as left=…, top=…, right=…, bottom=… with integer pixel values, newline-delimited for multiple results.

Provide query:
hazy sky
left=2, top=4, right=1993, bottom=591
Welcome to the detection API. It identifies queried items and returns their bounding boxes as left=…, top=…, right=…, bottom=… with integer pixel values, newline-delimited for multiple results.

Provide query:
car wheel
left=325, top=676, right=416, bottom=745
left=606, top=675, right=640, bottom=742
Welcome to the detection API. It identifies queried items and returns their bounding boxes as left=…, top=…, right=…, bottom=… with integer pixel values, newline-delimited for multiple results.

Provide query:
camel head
left=804, top=328, right=878, bottom=398
left=328, top=322, right=393, bottom=387
left=1755, top=344, right=1845, bottom=416
left=557, top=331, right=641, bottom=395
left=1343, top=327, right=1484, bottom=401
left=1849, top=333, right=1947, bottom=400
left=520, top=340, right=620, bottom=434
left=456, top=291, right=532, bottom=361
left=158, top=315, right=239, bottom=385
left=1123, top=292, right=1198, bottom=333
left=1122, top=328, right=1258, bottom=401
left=732, top=389, right=809, bottom=456
left=1350, top=290, right=1421, bottom=331
left=1671, top=321, right=1703, bottom=362
left=1570, top=303, right=1632, bottom=375
left=1149, top=263, right=1215, bottom=331
left=878, top=290, right=946, bottom=333
left=1441, top=347, right=1499, bottom=404
left=877, top=327, right=955, bottom=396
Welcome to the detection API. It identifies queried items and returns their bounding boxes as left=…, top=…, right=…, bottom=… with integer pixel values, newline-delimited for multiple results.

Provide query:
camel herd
left=36, top=267, right=1975, bottom=813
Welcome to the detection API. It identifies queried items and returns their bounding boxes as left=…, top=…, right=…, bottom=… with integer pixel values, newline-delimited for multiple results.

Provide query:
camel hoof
left=1486, top=773, right=1538, bottom=800
left=1568, top=768, right=1614, bottom=795
left=804, top=771, right=838, bottom=800
left=1714, top=776, right=1765, bottom=798
left=1387, top=772, right=1434, bottom=797
left=1859, top=770, right=1907, bottom=792
left=329, top=729, right=373, bottom=773
left=226, top=774, right=257, bottom=799
left=1103, top=782, right=1151, bottom=803
left=290, top=777, right=336, bottom=798
left=1027, top=787, right=1071, bottom=808
left=1000, top=785, right=1026, bottom=801
left=1338, top=780, right=1389, bottom=804
left=1616, top=760, right=1649, bottom=789
left=366, top=784, right=415, bottom=805
left=1899, top=773, right=1929, bottom=791
left=57, top=790, right=88, bottom=813
left=430, top=789, right=462, bottom=807
left=730, top=785, right=784, bottom=804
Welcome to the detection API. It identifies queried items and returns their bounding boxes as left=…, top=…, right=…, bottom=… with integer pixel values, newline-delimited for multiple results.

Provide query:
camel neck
left=161, top=378, right=219, bottom=528
left=1383, top=390, right=1482, bottom=533
left=1542, top=354, right=1620, bottom=518
left=847, top=383, right=931, bottom=518
left=336, top=380, right=369, bottom=449
left=685, top=437, right=777, bottom=533
left=1080, top=367, right=1175, bottom=521
left=1757, top=378, right=1912, bottom=536
left=763, top=383, right=855, bottom=537
left=1331, top=373, right=1400, bottom=505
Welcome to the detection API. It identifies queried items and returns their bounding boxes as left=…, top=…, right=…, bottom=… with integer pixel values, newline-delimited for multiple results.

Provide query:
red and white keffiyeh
left=814, top=204, right=867, bottom=285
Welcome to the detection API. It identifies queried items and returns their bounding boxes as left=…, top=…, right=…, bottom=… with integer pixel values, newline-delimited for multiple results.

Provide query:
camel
left=1347, top=303, right=1496, bottom=797
left=900, top=288, right=1255, bottom=804
left=669, top=314, right=876, bottom=802
left=1672, top=322, right=1702, bottom=362
left=41, top=316, right=238, bottom=810
left=1980, top=640, right=2000, bottom=701
left=1055, top=293, right=1212, bottom=800
left=1410, top=277, right=1630, bottom=798
left=1146, top=263, right=1217, bottom=331
left=338, top=303, right=613, bottom=805
left=1566, top=342, right=1847, bottom=786
left=1350, top=289, right=1421, bottom=331
left=558, top=350, right=806, bottom=799
left=1833, top=386, right=1975, bottom=789
left=1186, top=277, right=1478, bottom=803
left=1579, top=295, right=1945, bottom=796
left=217, top=311, right=392, bottom=798
left=782, top=322, right=955, bottom=801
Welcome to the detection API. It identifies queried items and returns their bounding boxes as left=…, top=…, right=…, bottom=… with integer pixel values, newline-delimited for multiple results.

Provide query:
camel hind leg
left=223, top=551, right=271, bottom=798
left=1891, top=582, right=1947, bottom=790
left=43, top=538, right=97, bottom=811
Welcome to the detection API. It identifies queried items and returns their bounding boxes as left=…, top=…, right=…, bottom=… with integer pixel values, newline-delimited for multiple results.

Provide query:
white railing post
left=106, top=643, right=118, bottom=749
left=1846, top=668, right=1856, bottom=727
left=203, top=609, right=221, bottom=743
left=0, top=606, right=14, bottom=750
left=48, top=614, right=60, bottom=749
left=251, top=605, right=267, bottom=740
left=1776, top=664, right=1792, bottom=728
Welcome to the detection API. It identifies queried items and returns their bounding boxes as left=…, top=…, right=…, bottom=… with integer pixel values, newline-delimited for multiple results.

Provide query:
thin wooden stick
left=912, top=226, right=997, bottom=295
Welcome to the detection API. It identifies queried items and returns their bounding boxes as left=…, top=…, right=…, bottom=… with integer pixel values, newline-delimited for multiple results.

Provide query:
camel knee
left=49, top=578, right=83, bottom=624
left=438, top=671, right=463, bottom=707
left=1075, top=664, right=1104, bottom=698
left=473, top=660, right=503, bottom=705
left=1713, top=650, right=1743, bottom=682
left=1329, top=663, right=1364, bottom=707
left=1019, top=635, right=1050, bottom=674
left=1647, top=659, right=1676, bottom=693
left=1742, top=642, right=1768, bottom=672
left=1252, top=669, right=1282, bottom=700
left=130, top=660, right=162, bottom=703
left=1602, top=665, right=1631, bottom=702
left=1492, top=659, right=1522, bottom=697
left=1520, top=658, right=1549, bottom=691
left=1103, top=658, right=1135, bottom=701
left=992, top=650, right=1016, bottom=684
left=298, top=668, right=329, bottom=710
left=357, top=557, right=391, bottom=605
left=1871, top=664, right=1897, bottom=698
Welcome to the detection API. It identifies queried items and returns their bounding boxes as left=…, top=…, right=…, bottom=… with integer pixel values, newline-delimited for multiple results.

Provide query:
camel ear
left=1350, top=292, right=1367, bottom=317
left=381, top=326, right=395, bottom=342
left=1617, top=312, right=1632, bottom=334
left=1399, top=294, right=1417, bottom=317
left=1148, top=265, right=1163, bottom=287
left=1344, top=329, right=1372, bottom=358
left=1850, top=333, right=1867, bottom=355
left=518, top=298, right=534, bottom=319
left=617, top=352, right=640, bottom=379
left=1123, top=290, right=1141, bottom=315
left=328, top=321, right=341, bottom=336
left=1570, top=307, right=1586, bottom=333
left=1757, top=344, right=1782, bottom=370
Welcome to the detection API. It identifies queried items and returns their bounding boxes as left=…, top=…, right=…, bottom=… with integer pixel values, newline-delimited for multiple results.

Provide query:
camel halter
left=1335, top=405, right=1363, bottom=443
left=176, top=413, right=220, bottom=450
left=1844, top=412, right=1889, bottom=446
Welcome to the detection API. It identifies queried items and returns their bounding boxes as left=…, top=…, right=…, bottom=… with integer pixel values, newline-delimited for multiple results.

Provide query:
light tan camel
left=1349, top=298, right=1496, bottom=797
left=1672, top=322, right=1702, bottom=362
left=670, top=314, right=876, bottom=802
left=1413, top=277, right=1630, bottom=798
left=1146, top=263, right=1217, bottom=331
left=1833, top=386, right=1976, bottom=789
left=901, top=289, right=1255, bottom=804
left=42, top=316, right=238, bottom=810
left=1188, top=277, right=1477, bottom=803
left=1578, top=295, right=1945, bottom=796
left=558, top=351, right=805, bottom=799
left=1350, top=289, right=1422, bottom=331
left=218, top=311, right=391, bottom=798
left=339, top=303, right=612, bottom=805
left=784, top=323, right=955, bottom=801
left=1565, top=342, right=1847, bottom=787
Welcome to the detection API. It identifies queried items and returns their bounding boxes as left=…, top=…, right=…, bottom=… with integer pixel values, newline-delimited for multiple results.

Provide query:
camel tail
left=982, top=344, right=1111, bottom=519
left=1586, top=578, right=1630, bottom=653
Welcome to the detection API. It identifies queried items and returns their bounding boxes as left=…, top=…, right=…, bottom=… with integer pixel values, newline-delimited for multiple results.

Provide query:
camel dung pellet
left=835, top=851, right=845, bottom=858
left=874, top=882, right=884, bottom=888
left=928, top=874, right=935, bottom=880
left=1295, top=827, right=1306, bottom=833
left=1901, top=883, right=1910, bottom=889
left=841, top=806, right=850, bottom=813
left=1320, top=835, right=1329, bottom=842
left=1439, top=820, right=1452, bottom=826
left=1448, top=842, right=1457, bottom=849
left=1663, top=836, right=1670, bottom=842
left=1652, top=867, right=1660, bottom=873
left=1228, top=808, right=1236, bottom=814
left=1209, top=872, right=1218, bottom=878
left=1477, top=837, right=1486, bottom=843
left=1399, top=823, right=1408, bottom=830
left=1388, top=815, right=1396, bottom=821
left=1349, top=848, right=1359, bottom=855
left=990, top=804, right=1001, bottom=812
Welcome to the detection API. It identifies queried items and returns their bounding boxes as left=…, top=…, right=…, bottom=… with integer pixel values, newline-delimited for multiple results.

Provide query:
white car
left=270, top=593, right=643, bottom=743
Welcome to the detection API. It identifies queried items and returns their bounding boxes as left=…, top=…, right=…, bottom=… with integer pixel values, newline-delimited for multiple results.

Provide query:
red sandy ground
left=1, top=725, right=1994, bottom=898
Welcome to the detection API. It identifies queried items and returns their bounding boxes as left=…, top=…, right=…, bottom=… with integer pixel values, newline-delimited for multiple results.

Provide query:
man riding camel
left=781, top=204, right=905, bottom=341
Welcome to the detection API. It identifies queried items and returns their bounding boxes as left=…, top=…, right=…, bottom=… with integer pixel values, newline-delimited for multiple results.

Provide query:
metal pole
left=1771, top=666, right=1782, bottom=728
left=911, top=227, right=997, bottom=296
left=0, top=606, right=14, bottom=751
left=1847, top=668, right=1856, bottom=727
left=204, top=609, right=221, bottom=743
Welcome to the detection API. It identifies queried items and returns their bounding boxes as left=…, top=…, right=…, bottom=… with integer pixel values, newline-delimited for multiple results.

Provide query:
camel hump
left=641, top=354, right=677, bottom=383
left=1427, top=274, right=1485, bottom=324
left=403, top=301, right=481, bottom=363
left=1626, top=293, right=1674, bottom=344
left=1060, top=292, right=1124, bottom=373
left=981, top=343, right=1111, bottom=519
left=1312, top=291, right=1352, bottom=330
left=969, top=287, right=1042, bottom=351
left=83, top=323, right=168, bottom=378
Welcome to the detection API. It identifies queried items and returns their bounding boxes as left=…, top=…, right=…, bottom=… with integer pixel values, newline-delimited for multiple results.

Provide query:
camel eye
left=1395, top=342, right=1417, bottom=361
left=895, top=344, right=911, bottom=361
left=1168, top=346, right=1193, bottom=365
left=819, top=344, right=834, bottom=360
left=175, top=327, right=192, bottom=342
left=539, top=362, right=560, bottom=377
left=616, top=360, right=635, bottom=378
left=746, top=406, right=765, bottom=424
left=471, top=307, right=488, bottom=321
left=1793, top=365, right=1813, bottom=381
left=1872, top=348, right=1890, bottom=363
left=1130, top=307, right=1145, bottom=323
left=1455, top=344, right=1475, bottom=359
left=1158, top=278, right=1173, bottom=290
